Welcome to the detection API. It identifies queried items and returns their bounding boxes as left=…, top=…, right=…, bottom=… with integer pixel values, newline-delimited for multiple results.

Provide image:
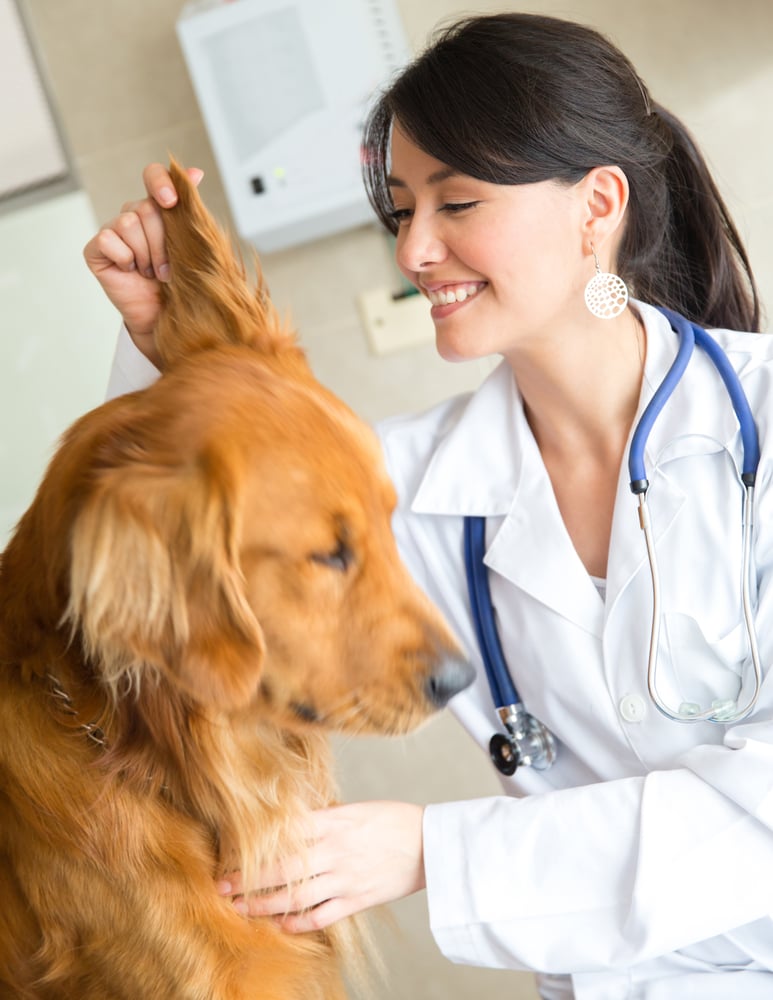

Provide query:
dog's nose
left=425, top=657, right=476, bottom=708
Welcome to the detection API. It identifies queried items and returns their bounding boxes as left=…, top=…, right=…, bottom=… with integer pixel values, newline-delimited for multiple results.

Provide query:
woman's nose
left=395, top=215, right=446, bottom=275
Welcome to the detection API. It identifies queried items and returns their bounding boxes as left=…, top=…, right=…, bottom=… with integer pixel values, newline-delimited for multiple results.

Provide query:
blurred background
left=2, top=1, right=772, bottom=996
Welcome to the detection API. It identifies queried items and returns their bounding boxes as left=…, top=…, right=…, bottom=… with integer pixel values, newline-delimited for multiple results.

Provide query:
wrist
left=125, top=323, right=162, bottom=370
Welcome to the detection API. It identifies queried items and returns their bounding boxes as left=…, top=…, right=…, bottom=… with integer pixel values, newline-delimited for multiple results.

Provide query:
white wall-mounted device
left=177, top=0, right=410, bottom=253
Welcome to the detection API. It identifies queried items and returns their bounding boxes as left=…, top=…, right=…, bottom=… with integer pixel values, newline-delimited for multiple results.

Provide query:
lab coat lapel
left=411, top=362, right=605, bottom=636
left=605, top=307, right=683, bottom=609
left=484, top=427, right=606, bottom=637
left=604, top=457, right=684, bottom=616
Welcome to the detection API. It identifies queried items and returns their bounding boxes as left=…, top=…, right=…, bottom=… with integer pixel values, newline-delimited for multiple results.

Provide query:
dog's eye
left=309, top=541, right=352, bottom=573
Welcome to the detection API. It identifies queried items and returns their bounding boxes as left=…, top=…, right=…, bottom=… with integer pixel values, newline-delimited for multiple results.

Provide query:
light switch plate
left=357, top=286, right=435, bottom=355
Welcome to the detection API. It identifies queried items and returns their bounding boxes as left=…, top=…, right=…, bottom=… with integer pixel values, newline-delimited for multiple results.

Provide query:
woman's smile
left=422, top=281, right=487, bottom=310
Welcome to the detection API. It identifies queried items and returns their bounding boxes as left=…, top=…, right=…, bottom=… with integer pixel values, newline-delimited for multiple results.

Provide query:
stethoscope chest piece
left=490, top=703, right=558, bottom=775
left=490, top=733, right=519, bottom=775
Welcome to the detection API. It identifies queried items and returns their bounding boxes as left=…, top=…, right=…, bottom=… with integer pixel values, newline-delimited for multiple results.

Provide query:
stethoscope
left=464, top=306, right=763, bottom=776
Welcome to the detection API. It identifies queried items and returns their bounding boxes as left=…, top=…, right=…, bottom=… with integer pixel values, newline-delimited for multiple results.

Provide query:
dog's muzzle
left=425, top=657, right=476, bottom=708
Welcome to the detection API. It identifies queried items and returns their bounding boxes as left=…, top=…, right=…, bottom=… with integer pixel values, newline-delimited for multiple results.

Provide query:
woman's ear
left=580, top=165, right=630, bottom=255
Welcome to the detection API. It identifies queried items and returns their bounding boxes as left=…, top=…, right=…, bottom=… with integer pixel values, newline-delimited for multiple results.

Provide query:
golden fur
left=0, top=161, right=471, bottom=998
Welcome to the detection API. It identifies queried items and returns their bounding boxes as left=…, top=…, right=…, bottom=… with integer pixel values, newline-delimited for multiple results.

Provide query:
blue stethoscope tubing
left=464, top=515, right=557, bottom=774
left=464, top=515, right=517, bottom=708
left=629, top=307, right=760, bottom=487
left=464, top=306, right=763, bottom=774
left=629, top=306, right=762, bottom=724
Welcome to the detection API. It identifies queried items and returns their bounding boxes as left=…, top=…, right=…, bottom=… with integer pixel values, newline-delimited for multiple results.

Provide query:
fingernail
left=143, top=267, right=155, bottom=279
left=157, top=263, right=170, bottom=282
left=233, top=898, right=249, bottom=916
left=159, top=186, right=176, bottom=206
left=216, top=880, right=232, bottom=895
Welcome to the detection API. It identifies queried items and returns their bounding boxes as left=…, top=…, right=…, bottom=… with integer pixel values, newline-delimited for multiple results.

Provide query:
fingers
left=217, top=853, right=317, bottom=921
left=223, top=885, right=361, bottom=933
left=275, top=896, right=362, bottom=934
left=142, top=161, right=204, bottom=208
left=115, top=199, right=170, bottom=281
left=84, top=224, right=140, bottom=276
left=216, top=802, right=426, bottom=933
left=226, top=870, right=366, bottom=934
left=143, top=162, right=179, bottom=209
left=81, top=161, right=205, bottom=356
left=85, top=164, right=205, bottom=283
left=218, top=850, right=311, bottom=899
left=83, top=203, right=166, bottom=288
left=233, top=872, right=340, bottom=921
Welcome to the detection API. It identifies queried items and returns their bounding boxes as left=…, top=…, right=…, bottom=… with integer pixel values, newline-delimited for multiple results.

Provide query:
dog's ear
left=65, top=434, right=264, bottom=712
left=154, top=156, right=301, bottom=370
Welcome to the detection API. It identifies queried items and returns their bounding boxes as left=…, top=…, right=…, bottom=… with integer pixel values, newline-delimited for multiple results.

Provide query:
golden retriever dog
left=0, top=160, right=473, bottom=999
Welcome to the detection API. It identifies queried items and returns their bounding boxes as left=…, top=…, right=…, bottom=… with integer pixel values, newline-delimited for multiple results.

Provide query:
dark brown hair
left=362, top=13, right=760, bottom=331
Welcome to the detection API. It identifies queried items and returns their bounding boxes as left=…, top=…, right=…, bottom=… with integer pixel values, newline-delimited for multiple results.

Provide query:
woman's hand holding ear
left=83, top=163, right=203, bottom=366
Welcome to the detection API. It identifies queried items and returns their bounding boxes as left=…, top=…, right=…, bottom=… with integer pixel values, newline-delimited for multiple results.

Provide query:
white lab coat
left=378, top=301, right=773, bottom=999
left=107, top=301, right=773, bottom=999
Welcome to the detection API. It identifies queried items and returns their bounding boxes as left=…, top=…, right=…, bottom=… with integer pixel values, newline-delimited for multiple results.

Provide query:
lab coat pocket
left=661, top=613, right=747, bottom=710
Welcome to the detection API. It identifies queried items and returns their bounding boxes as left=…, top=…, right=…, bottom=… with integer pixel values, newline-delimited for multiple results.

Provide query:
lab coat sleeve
left=423, top=757, right=773, bottom=973
left=105, top=325, right=161, bottom=400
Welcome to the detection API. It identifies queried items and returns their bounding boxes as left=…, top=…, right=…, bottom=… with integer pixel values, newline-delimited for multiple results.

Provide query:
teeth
left=427, top=283, right=483, bottom=307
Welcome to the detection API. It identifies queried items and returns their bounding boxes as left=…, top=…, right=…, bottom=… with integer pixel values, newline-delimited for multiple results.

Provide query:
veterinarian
left=85, top=12, right=773, bottom=999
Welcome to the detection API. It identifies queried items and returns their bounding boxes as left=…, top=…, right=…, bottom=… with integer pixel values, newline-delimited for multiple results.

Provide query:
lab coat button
left=619, top=693, right=646, bottom=722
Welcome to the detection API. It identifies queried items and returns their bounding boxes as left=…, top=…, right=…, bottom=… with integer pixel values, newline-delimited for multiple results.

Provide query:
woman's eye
left=388, top=207, right=413, bottom=224
left=388, top=201, right=478, bottom=224
left=441, top=201, right=479, bottom=214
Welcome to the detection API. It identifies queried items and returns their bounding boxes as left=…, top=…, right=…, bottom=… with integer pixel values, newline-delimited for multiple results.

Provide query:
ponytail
left=619, top=104, right=760, bottom=332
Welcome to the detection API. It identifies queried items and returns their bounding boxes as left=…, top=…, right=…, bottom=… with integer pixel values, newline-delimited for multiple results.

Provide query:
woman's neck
left=507, top=307, right=646, bottom=578
left=509, top=306, right=646, bottom=463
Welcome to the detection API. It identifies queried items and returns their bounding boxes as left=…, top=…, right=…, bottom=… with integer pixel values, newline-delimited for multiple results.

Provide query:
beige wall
left=22, top=1, right=773, bottom=419
left=8, top=1, right=773, bottom=997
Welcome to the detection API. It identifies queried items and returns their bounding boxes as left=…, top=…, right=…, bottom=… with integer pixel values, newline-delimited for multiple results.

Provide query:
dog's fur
left=0, top=161, right=472, bottom=998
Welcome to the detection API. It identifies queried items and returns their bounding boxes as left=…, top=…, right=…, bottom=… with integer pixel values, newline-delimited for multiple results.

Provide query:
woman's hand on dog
left=83, top=163, right=203, bottom=367
left=218, top=801, right=426, bottom=931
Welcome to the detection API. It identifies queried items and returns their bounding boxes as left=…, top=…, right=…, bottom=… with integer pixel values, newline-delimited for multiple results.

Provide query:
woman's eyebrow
left=387, top=167, right=461, bottom=188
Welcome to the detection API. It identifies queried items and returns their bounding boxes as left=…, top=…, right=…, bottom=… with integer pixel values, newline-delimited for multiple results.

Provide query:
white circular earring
left=584, top=246, right=629, bottom=319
